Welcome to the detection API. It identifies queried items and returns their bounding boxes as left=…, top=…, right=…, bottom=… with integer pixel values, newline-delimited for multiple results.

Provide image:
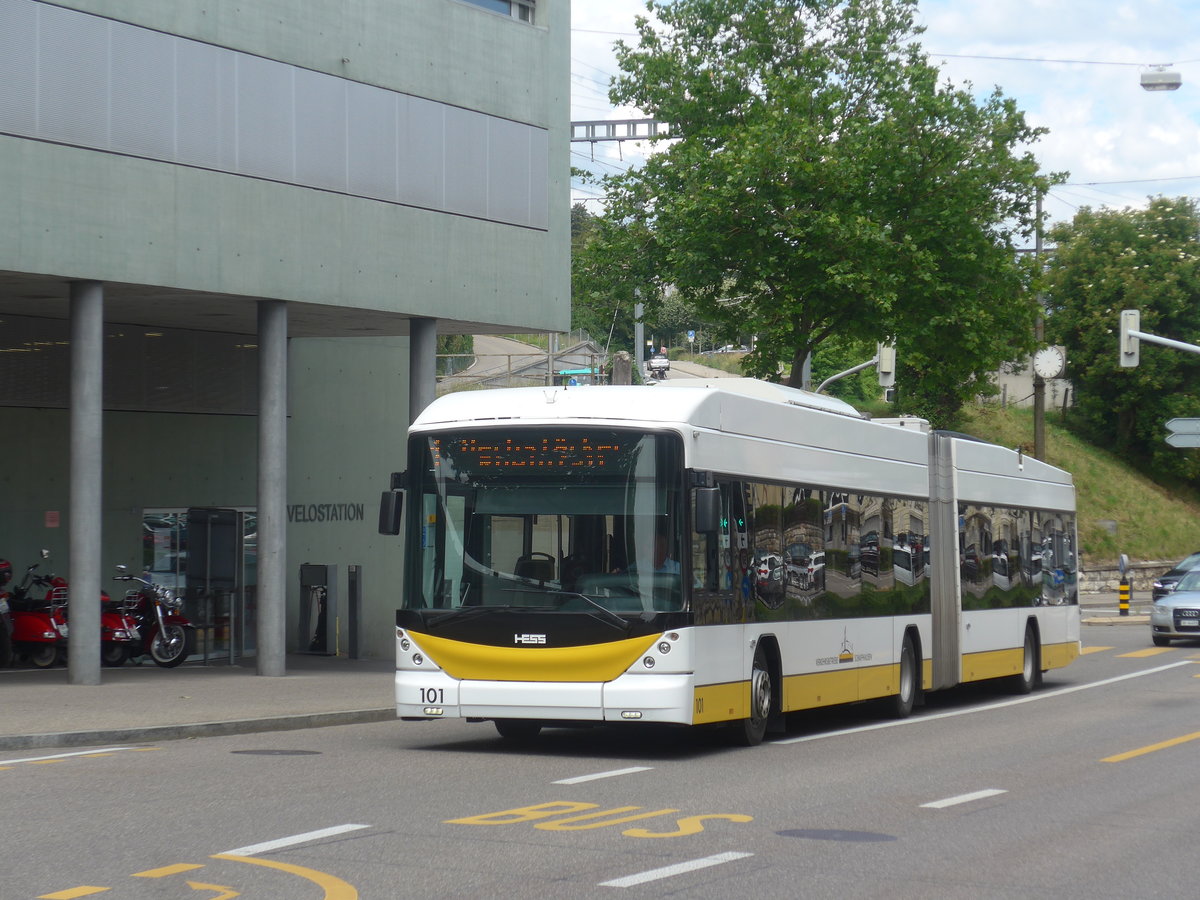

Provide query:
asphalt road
left=10, top=624, right=1198, bottom=899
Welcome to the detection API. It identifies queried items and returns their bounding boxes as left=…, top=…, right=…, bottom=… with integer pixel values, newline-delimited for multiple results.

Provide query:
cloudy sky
left=570, top=0, right=1200, bottom=232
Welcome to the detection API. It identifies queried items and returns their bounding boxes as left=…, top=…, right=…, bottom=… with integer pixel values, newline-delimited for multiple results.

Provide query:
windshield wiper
left=501, top=587, right=631, bottom=633
left=424, top=605, right=519, bottom=629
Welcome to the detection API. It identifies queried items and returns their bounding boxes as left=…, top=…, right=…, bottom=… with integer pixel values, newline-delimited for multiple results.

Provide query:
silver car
left=1150, top=569, right=1200, bottom=646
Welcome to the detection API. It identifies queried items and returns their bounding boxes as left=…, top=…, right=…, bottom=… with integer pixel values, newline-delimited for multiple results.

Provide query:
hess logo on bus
left=515, top=633, right=547, bottom=645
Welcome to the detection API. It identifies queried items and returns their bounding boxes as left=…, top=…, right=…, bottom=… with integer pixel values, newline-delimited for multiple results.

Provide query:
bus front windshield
left=406, top=427, right=685, bottom=615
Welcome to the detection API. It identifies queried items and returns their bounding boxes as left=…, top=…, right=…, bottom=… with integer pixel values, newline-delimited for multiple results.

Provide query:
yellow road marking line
left=186, top=882, right=239, bottom=899
left=213, top=854, right=357, bottom=900
left=31, top=759, right=64, bottom=765
left=1080, top=646, right=1112, bottom=654
left=1118, top=647, right=1175, bottom=658
left=1103, top=730, right=1200, bottom=763
left=134, top=863, right=206, bottom=878
left=37, top=888, right=110, bottom=899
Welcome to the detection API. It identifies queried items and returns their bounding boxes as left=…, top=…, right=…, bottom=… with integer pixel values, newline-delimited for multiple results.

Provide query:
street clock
left=1032, top=345, right=1066, bottom=379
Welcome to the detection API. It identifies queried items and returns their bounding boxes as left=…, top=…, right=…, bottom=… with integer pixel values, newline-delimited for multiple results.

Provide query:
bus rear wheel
left=1008, top=625, right=1039, bottom=694
left=889, top=634, right=916, bottom=719
left=735, top=645, right=772, bottom=746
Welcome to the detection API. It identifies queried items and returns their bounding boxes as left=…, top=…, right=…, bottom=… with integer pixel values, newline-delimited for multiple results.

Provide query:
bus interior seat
left=515, top=553, right=555, bottom=581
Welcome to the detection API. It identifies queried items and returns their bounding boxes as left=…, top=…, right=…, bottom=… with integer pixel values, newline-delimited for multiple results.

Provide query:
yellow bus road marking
left=134, top=863, right=206, bottom=878
left=446, top=801, right=752, bottom=838
left=1103, top=730, right=1200, bottom=763
left=212, top=854, right=357, bottom=900
left=1080, top=646, right=1112, bottom=655
left=186, top=882, right=239, bottom=899
left=1119, top=647, right=1175, bottom=658
left=37, top=888, right=109, bottom=899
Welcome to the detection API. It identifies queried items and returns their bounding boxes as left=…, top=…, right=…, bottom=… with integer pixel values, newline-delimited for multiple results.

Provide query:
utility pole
left=1033, top=191, right=1046, bottom=460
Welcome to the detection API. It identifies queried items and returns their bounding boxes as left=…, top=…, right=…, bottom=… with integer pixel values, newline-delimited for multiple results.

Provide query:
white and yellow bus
left=378, top=379, right=1079, bottom=745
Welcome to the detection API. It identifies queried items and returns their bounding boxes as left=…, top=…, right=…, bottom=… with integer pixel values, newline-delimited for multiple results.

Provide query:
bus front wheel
left=736, top=645, right=772, bottom=746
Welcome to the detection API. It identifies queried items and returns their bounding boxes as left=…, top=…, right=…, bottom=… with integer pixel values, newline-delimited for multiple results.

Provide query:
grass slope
left=959, top=405, right=1199, bottom=566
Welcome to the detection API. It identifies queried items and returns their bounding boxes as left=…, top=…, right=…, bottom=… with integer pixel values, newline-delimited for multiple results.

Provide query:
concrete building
left=0, top=0, right=570, bottom=677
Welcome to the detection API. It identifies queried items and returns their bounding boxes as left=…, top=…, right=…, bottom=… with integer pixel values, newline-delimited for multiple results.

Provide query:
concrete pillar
left=409, top=317, right=437, bottom=424
left=68, top=281, right=103, bottom=685
left=256, top=300, right=288, bottom=676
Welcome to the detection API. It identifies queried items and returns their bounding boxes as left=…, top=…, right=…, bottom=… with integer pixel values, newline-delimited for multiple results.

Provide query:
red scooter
left=0, top=559, right=15, bottom=667
left=50, top=575, right=142, bottom=668
left=112, top=565, right=195, bottom=667
left=5, top=552, right=140, bottom=668
left=6, top=554, right=69, bottom=668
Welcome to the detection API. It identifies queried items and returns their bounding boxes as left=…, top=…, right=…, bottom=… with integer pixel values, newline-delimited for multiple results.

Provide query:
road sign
left=1166, top=432, right=1200, bottom=448
left=1166, top=418, right=1200, bottom=434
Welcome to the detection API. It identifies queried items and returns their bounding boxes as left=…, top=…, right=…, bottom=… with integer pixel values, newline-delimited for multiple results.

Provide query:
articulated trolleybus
left=378, top=379, right=1079, bottom=745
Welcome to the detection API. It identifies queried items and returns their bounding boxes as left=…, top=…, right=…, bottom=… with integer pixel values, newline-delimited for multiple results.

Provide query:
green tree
left=1044, top=196, right=1200, bottom=484
left=583, top=0, right=1055, bottom=425
left=572, top=201, right=636, bottom=354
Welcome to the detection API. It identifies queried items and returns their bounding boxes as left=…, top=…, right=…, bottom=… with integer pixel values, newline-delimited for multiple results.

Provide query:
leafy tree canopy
left=1044, top=196, right=1200, bottom=485
left=576, top=0, right=1059, bottom=426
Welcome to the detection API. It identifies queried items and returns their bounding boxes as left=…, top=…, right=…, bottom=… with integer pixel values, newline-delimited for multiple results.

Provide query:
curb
left=1082, top=615, right=1149, bottom=626
left=0, top=707, right=394, bottom=752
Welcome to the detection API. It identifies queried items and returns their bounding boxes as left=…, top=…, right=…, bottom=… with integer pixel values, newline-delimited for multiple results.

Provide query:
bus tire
left=736, top=645, right=772, bottom=746
left=889, top=633, right=916, bottom=719
left=494, top=719, right=542, bottom=741
left=1008, top=624, right=1039, bottom=695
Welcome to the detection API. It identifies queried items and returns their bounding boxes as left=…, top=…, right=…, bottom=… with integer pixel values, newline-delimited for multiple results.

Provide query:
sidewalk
left=0, top=653, right=395, bottom=752
left=0, top=595, right=1149, bottom=752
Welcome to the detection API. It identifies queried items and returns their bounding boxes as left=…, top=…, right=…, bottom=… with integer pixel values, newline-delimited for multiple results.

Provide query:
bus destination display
left=434, top=435, right=624, bottom=470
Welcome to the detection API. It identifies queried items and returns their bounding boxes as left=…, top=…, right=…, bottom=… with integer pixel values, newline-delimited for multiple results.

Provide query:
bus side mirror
left=378, top=491, right=403, bottom=535
left=694, top=487, right=720, bottom=534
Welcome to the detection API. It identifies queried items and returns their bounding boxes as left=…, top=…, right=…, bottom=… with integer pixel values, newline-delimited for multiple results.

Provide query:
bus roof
left=410, top=379, right=1073, bottom=508
left=414, top=378, right=863, bottom=431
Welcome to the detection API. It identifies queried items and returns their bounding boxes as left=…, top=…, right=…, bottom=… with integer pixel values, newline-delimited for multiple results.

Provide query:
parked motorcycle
left=6, top=553, right=68, bottom=668
left=0, top=559, right=14, bottom=667
left=112, top=565, right=195, bottom=667
left=6, top=552, right=141, bottom=668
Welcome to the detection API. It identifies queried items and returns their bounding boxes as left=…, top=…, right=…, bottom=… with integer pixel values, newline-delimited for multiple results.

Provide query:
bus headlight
left=643, top=656, right=655, bottom=669
left=412, top=653, right=424, bottom=666
left=657, top=641, right=671, bottom=655
left=400, top=637, right=411, bottom=652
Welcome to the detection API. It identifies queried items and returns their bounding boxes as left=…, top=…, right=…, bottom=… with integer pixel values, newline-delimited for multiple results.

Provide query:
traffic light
left=877, top=343, right=896, bottom=388
left=1119, top=309, right=1140, bottom=367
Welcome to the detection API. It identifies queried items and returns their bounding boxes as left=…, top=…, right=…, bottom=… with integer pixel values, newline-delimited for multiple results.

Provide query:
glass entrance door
left=142, top=508, right=257, bottom=662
